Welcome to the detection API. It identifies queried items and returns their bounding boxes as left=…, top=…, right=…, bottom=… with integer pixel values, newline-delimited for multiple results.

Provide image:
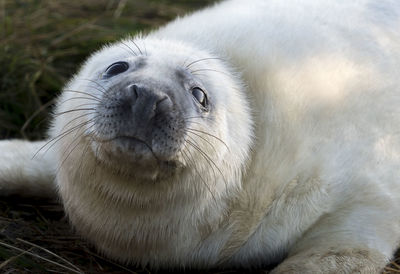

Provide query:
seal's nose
left=125, top=84, right=172, bottom=122
left=97, top=82, right=175, bottom=141
left=113, top=83, right=173, bottom=135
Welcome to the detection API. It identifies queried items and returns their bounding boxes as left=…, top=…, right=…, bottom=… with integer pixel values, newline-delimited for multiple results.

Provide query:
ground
left=0, top=0, right=399, bottom=273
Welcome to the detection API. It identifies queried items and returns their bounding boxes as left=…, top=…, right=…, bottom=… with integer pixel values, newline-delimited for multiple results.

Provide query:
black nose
left=127, top=84, right=171, bottom=121
left=109, top=83, right=173, bottom=136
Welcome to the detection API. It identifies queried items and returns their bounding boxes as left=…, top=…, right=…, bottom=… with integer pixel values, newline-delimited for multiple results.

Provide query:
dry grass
left=0, top=0, right=399, bottom=273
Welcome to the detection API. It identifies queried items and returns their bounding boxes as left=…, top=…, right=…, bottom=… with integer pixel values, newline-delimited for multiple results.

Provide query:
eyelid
left=191, top=87, right=208, bottom=109
left=103, top=61, right=129, bottom=78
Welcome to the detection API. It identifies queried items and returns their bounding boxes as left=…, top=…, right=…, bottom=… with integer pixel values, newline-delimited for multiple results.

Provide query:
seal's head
left=53, top=38, right=253, bottom=187
left=50, top=38, right=253, bottom=264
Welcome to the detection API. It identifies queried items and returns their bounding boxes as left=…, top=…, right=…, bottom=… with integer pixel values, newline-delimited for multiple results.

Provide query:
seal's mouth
left=113, top=135, right=156, bottom=156
left=98, top=135, right=158, bottom=161
left=91, top=134, right=184, bottom=180
left=106, top=135, right=182, bottom=162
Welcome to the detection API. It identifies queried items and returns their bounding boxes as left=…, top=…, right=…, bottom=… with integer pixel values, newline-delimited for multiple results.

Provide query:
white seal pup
left=1, top=0, right=400, bottom=272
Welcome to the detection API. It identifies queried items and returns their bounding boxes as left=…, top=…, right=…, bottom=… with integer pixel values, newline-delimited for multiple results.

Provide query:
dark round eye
left=192, top=87, right=207, bottom=108
left=103, top=61, right=129, bottom=78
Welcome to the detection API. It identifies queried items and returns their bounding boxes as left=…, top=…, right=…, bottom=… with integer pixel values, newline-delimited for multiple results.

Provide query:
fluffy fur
left=1, top=0, right=400, bottom=272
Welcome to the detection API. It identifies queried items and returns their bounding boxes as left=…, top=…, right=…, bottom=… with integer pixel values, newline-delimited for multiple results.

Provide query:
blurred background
left=0, top=0, right=216, bottom=140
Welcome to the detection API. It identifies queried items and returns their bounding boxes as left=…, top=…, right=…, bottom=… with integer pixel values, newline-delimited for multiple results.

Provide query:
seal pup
left=1, top=0, right=400, bottom=272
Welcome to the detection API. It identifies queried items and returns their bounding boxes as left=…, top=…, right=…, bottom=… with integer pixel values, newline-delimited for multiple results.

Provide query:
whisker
left=190, top=72, right=208, bottom=77
left=83, top=84, right=110, bottom=96
left=33, top=118, right=95, bottom=158
left=186, top=136, right=220, bottom=193
left=56, top=103, right=99, bottom=114
left=186, top=139, right=228, bottom=193
left=117, top=45, right=135, bottom=57
left=190, top=68, right=231, bottom=77
left=182, top=143, right=217, bottom=203
left=59, top=96, right=101, bottom=105
left=130, top=39, right=143, bottom=55
left=180, top=149, right=203, bottom=198
left=20, top=99, right=56, bottom=137
left=78, top=79, right=107, bottom=94
left=184, top=116, right=214, bottom=121
left=56, top=124, right=96, bottom=175
left=43, top=119, right=96, bottom=156
left=60, top=112, right=99, bottom=134
left=181, top=55, right=192, bottom=68
left=93, top=136, right=103, bottom=176
left=186, top=131, right=217, bottom=153
left=185, top=120, right=203, bottom=127
left=120, top=41, right=138, bottom=57
left=186, top=57, right=224, bottom=69
left=54, top=108, right=96, bottom=117
left=63, top=90, right=102, bottom=101
left=77, top=134, right=94, bottom=179
left=187, top=128, right=229, bottom=151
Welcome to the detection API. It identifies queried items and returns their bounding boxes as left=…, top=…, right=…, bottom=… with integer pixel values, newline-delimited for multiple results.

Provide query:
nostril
left=155, top=96, right=172, bottom=114
left=127, top=84, right=139, bottom=102
left=118, top=84, right=172, bottom=119
left=156, top=96, right=168, bottom=106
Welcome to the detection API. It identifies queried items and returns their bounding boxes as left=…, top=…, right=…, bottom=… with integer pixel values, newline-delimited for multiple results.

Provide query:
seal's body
left=1, top=0, right=400, bottom=272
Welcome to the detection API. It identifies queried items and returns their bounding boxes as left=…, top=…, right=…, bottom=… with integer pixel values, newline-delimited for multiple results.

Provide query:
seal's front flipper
left=0, top=140, right=56, bottom=197
left=270, top=201, right=394, bottom=273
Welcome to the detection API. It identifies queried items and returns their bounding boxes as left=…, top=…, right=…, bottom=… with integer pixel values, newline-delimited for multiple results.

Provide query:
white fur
left=1, top=0, right=400, bottom=272
left=0, top=140, right=55, bottom=197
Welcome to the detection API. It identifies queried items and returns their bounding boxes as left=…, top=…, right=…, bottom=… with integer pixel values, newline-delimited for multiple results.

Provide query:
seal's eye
left=103, top=62, right=129, bottom=78
left=192, top=87, right=207, bottom=108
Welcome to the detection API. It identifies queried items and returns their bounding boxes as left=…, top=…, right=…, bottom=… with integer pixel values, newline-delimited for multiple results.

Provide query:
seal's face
left=52, top=38, right=253, bottom=188
left=90, top=57, right=210, bottom=179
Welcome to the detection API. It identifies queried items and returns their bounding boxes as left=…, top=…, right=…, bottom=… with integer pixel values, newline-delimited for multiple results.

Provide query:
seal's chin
left=92, top=136, right=184, bottom=181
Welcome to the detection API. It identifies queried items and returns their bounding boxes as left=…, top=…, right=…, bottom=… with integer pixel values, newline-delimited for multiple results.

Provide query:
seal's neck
left=58, top=151, right=236, bottom=266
